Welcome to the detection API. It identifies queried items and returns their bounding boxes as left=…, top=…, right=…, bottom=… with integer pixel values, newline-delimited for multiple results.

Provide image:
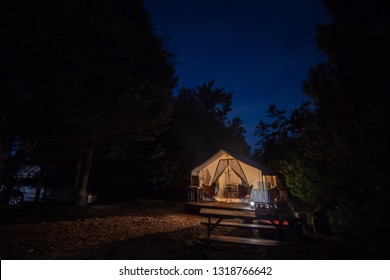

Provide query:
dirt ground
left=0, top=200, right=379, bottom=260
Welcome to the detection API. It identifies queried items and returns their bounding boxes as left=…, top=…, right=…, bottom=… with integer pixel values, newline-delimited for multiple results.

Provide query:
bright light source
left=250, top=201, right=255, bottom=208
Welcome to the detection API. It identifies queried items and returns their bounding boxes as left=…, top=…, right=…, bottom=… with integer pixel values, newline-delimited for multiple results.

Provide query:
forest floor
left=0, top=200, right=381, bottom=260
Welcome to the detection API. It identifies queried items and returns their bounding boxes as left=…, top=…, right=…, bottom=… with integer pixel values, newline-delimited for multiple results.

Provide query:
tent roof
left=191, top=149, right=274, bottom=176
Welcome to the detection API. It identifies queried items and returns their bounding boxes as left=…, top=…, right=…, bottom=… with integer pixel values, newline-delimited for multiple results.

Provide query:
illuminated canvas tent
left=191, top=150, right=278, bottom=203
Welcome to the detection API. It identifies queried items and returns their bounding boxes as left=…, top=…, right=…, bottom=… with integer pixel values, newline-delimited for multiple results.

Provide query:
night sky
left=144, top=0, right=330, bottom=149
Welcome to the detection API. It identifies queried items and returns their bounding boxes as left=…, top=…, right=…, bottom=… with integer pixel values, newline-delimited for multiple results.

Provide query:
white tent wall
left=198, top=158, right=220, bottom=185
left=234, top=161, right=270, bottom=203
left=198, top=168, right=212, bottom=185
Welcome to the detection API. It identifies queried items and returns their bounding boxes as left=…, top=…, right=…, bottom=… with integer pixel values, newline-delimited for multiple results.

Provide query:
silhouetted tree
left=151, top=81, right=250, bottom=192
left=0, top=0, right=177, bottom=205
left=256, top=0, right=389, bottom=255
left=301, top=0, right=390, bottom=248
left=254, top=101, right=316, bottom=200
left=254, top=105, right=289, bottom=166
left=0, top=0, right=75, bottom=189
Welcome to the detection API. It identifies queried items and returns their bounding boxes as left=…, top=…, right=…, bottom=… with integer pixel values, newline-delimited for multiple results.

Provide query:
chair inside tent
left=210, top=159, right=252, bottom=202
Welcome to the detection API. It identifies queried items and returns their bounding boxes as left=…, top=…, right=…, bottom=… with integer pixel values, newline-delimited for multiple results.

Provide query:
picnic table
left=198, top=207, right=314, bottom=251
left=199, top=208, right=287, bottom=235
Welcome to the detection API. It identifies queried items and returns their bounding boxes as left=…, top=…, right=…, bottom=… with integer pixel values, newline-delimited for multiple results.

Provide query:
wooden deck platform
left=184, top=201, right=253, bottom=213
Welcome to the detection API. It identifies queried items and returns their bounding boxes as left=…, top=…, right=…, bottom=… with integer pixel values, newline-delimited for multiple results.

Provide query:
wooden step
left=199, top=234, right=316, bottom=251
left=201, top=221, right=277, bottom=230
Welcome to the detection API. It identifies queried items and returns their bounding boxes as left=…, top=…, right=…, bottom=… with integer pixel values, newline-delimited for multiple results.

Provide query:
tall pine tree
left=0, top=0, right=177, bottom=204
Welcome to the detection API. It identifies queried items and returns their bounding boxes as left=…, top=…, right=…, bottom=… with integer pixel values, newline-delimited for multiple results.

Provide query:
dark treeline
left=0, top=0, right=249, bottom=204
left=255, top=0, right=389, bottom=255
left=0, top=0, right=177, bottom=205
left=89, top=80, right=250, bottom=201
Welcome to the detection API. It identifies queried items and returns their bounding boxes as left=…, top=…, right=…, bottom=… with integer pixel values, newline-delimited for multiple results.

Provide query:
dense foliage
left=0, top=1, right=250, bottom=203
left=255, top=0, right=390, bottom=254
left=149, top=80, right=250, bottom=193
left=0, top=0, right=177, bottom=204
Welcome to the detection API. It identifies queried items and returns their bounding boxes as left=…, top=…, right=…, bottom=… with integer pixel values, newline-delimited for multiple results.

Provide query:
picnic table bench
left=198, top=207, right=315, bottom=251
left=199, top=208, right=292, bottom=234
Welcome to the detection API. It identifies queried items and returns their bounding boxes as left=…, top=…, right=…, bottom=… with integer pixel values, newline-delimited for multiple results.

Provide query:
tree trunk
left=73, top=153, right=83, bottom=204
left=0, top=129, right=12, bottom=184
left=0, top=143, right=10, bottom=184
left=77, top=143, right=94, bottom=206
left=34, top=166, right=45, bottom=203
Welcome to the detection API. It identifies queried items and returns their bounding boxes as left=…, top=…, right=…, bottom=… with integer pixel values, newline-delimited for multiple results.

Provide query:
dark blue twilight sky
left=144, top=0, right=330, bottom=149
